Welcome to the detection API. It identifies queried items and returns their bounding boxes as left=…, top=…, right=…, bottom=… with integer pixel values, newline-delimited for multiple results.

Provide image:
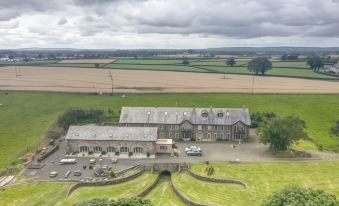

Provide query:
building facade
left=65, top=126, right=158, bottom=155
left=119, top=107, right=251, bottom=141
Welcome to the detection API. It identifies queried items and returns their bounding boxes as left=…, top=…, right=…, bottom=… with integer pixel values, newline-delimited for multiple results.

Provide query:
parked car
left=49, top=171, right=58, bottom=178
left=102, top=165, right=112, bottom=171
left=187, top=149, right=202, bottom=156
left=59, top=158, right=77, bottom=165
left=74, top=170, right=82, bottom=176
left=89, top=159, right=96, bottom=164
left=185, top=146, right=201, bottom=153
left=111, top=158, right=118, bottom=164
left=64, top=170, right=71, bottom=178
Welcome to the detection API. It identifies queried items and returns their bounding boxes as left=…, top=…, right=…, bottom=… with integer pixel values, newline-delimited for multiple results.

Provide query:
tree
left=307, top=55, right=324, bottom=71
left=259, top=115, right=307, bottom=152
left=262, top=186, right=339, bottom=206
left=250, top=112, right=277, bottom=128
left=95, top=63, right=100, bottom=68
left=247, top=57, right=272, bottom=75
left=182, top=59, right=190, bottom=65
left=225, top=57, right=236, bottom=67
left=74, top=197, right=153, bottom=206
left=331, top=120, right=339, bottom=137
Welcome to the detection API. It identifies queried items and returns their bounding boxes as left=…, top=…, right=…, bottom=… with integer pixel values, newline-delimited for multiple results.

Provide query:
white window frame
left=198, top=125, right=202, bottom=130
left=208, top=125, right=212, bottom=131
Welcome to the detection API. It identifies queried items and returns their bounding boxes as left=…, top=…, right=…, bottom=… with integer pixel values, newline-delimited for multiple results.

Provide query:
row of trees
left=74, top=197, right=152, bottom=206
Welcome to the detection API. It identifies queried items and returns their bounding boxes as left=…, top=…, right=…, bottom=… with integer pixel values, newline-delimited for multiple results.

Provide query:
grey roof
left=119, top=107, right=251, bottom=126
left=65, top=126, right=157, bottom=141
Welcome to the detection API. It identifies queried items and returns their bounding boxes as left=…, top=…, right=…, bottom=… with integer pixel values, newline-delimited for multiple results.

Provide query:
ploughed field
left=1, top=92, right=339, bottom=172
left=1, top=161, right=339, bottom=206
left=1, top=66, right=339, bottom=93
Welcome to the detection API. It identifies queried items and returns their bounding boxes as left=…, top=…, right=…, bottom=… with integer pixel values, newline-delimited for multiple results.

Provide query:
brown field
left=1, top=66, right=339, bottom=93
left=58, top=59, right=115, bottom=64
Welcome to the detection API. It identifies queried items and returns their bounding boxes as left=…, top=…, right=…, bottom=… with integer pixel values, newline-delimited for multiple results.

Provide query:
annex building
left=119, top=106, right=251, bottom=141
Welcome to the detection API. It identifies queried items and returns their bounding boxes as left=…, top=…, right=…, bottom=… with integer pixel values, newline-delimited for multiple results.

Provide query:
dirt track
left=1, top=66, right=339, bottom=93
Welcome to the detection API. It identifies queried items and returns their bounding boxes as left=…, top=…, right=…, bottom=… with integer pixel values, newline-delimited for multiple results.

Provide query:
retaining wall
left=188, top=170, right=248, bottom=188
left=137, top=173, right=161, bottom=197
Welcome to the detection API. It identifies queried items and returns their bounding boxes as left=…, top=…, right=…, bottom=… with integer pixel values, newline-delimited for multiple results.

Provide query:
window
left=175, top=125, right=179, bottom=130
left=160, top=146, right=167, bottom=150
left=120, top=147, right=129, bottom=153
left=160, top=125, right=164, bottom=129
left=214, top=133, right=217, bottom=139
left=198, top=125, right=202, bottom=130
left=214, top=125, right=218, bottom=130
left=93, top=146, right=102, bottom=153
left=201, top=111, right=208, bottom=117
left=227, top=133, right=230, bottom=139
left=208, top=125, right=212, bottom=130
left=107, top=146, right=115, bottom=153
left=217, top=112, right=224, bottom=118
left=207, top=133, right=211, bottom=139
left=160, top=132, right=164, bottom=138
left=234, top=125, right=238, bottom=132
left=133, top=147, right=143, bottom=153
left=169, top=125, right=172, bottom=130
left=220, top=133, right=224, bottom=139
left=169, top=132, right=172, bottom=139
left=175, top=133, right=179, bottom=139
left=80, top=146, right=89, bottom=152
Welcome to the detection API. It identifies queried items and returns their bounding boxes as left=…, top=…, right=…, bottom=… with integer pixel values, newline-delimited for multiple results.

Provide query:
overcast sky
left=1, top=0, right=339, bottom=49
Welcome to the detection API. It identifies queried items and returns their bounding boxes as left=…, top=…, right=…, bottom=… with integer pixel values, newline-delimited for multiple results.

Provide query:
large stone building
left=119, top=107, right=251, bottom=141
left=65, top=126, right=158, bottom=155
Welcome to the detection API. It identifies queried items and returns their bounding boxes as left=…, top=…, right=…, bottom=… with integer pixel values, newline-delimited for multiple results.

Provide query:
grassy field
left=1, top=92, right=339, bottom=170
left=0, top=60, right=58, bottom=65
left=115, top=59, right=183, bottom=65
left=171, top=161, right=339, bottom=206
left=146, top=176, right=186, bottom=206
left=271, top=61, right=309, bottom=68
left=104, top=63, right=207, bottom=72
left=0, top=173, right=158, bottom=206
left=45, top=63, right=99, bottom=68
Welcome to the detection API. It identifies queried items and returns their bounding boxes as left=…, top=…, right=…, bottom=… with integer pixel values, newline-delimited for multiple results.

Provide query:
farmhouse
left=330, top=62, right=339, bottom=74
left=119, top=106, right=251, bottom=141
left=65, top=126, right=158, bottom=155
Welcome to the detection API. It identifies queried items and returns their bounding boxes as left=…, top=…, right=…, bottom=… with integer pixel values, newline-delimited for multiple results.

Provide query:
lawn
left=104, top=63, right=207, bottom=72
left=0, top=60, right=59, bottom=66
left=1, top=92, right=339, bottom=171
left=0, top=172, right=158, bottom=206
left=115, top=59, right=183, bottom=65
left=146, top=175, right=186, bottom=206
left=272, top=61, right=309, bottom=68
left=172, top=161, right=339, bottom=206
left=190, top=59, right=249, bottom=66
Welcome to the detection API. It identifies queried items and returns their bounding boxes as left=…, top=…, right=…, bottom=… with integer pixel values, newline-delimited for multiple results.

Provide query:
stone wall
left=67, top=167, right=144, bottom=196
left=188, top=170, right=248, bottom=188
left=143, top=163, right=179, bottom=172
left=137, top=173, right=161, bottom=197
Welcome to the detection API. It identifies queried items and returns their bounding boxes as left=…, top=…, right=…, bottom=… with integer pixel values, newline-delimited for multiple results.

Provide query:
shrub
left=109, top=170, right=116, bottom=178
left=88, top=151, right=93, bottom=155
left=251, top=112, right=277, bottom=128
left=45, top=126, right=64, bottom=140
left=115, top=151, right=120, bottom=156
left=262, top=186, right=338, bottom=206
left=331, top=120, right=339, bottom=137
left=101, top=151, right=107, bottom=155
left=74, top=197, right=153, bottom=206
left=146, top=152, right=150, bottom=158
left=128, top=151, right=133, bottom=157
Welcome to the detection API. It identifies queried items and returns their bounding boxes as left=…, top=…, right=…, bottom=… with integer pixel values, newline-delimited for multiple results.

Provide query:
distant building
left=65, top=126, right=157, bottom=155
left=119, top=106, right=251, bottom=141
left=330, top=62, right=339, bottom=74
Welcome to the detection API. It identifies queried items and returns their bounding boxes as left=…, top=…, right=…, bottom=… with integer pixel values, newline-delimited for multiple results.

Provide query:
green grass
left=0, top=60, right=59, bottom=66
left=105, top=63, right=207, bottom=72
left=45, top=63, right=99, bottom=68
left=190, top=59, right=249, bottom=66
left=1, top=92, right=339, bottom=170
left=146, top=175, right=186, bottom=206
left=0, top=172, right=157, bottom=206
left=0, top=182, right=73, bottom=206
left=272, top=61, right=309, bottom=68
left=115, top=59, right=183, bottom=65
left=178, top=161, right=339, bottom=206
left=198, top=66, right=337, bottom=79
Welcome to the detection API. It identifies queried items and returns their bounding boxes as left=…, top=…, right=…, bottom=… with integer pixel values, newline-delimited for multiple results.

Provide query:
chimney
left=193, top=104, right=196, bottom=111
left=210, top=105, right=213, bottom=112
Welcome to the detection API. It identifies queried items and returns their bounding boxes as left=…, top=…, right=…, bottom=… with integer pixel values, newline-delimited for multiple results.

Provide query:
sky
left=0, top=0, right=339, bottom=49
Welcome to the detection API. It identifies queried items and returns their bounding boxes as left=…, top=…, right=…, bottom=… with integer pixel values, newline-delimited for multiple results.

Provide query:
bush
left=331, top=120, right=339, bottom=137
left=74, top=197, right=153, bottom=206
left=101, top=151, right=107, bottom=155
left=115, top=151, right=120, bottom=156
left=109, top=170, right=116, bottom=178
left=88, top=151, right=93, bottom=155
left=45, top=126, right=64, bottom=140
left=146, top=152, right=150, bottom=158
left=128, top=151, right=133, bottom=157
left=56, top=107, right=104, bottom=130
left=251, top=112, right=277, bottom=128
left=262, top=186, right=338, bottom=206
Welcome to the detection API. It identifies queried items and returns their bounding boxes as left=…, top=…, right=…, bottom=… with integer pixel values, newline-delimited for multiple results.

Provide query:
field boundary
left=137, top=173, right=161, bottom=197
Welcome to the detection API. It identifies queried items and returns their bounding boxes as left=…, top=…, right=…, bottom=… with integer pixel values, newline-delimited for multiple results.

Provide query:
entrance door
left=181, top=130, right=192, bottom=140
left=196, top=132, right=203, bottom=141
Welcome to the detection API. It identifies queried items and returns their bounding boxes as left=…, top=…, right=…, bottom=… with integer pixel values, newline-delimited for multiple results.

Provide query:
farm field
left=0, top=60, right=58, bottom=65
left=105, top=63, right=205, bottom=72
left=115, top=59, right=183, bottom=65
left=173, top=161, right=339, bottom=206
left=45, top=63, right=99, bottom=68
left=58, top=59, right=115, bottom=64
left=1, top=66, right=339, bottom=94
left=271, top=61, right=309, bottom=68
left=0, top=172, right=157, bottom=206
left=1, top=92, right=339, bottom=171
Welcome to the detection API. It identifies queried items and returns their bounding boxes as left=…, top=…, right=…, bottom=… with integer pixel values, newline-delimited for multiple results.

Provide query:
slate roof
left=65, top=126, right=158, bottom=141
left=119, top=107, right=251, bottom=126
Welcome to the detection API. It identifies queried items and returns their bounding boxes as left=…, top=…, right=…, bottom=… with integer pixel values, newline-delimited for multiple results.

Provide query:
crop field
left=0, top=60, right=58, bottom=65
left=45, top=63, right=99, bottom=68
left=115, top=59, right=183, bottom=65
left=1, top=66, right=339, bottom=94
left=0, top=173, right=157, bottom=206
left=105, top=63, right=205, bottom=72
left=1, top=92, right=339, bottom=171
left=58, top=59, right=115, bottom=64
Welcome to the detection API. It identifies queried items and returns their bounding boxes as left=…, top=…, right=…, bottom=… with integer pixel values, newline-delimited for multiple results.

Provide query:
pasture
left=58, top=59, right=115, bottom=64
left=1, top=92, right=339, bottom=171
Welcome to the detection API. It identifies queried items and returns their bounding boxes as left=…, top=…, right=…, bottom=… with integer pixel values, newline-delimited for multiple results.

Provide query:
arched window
left=80, top=146, right=89, bottom=152
left=220, top=133, right=224, bottom=139
left=93, top=146, right=102, bottom=153
left=120, top=146, right=129, bottom=153
left=133, top=147, right=143, bottom=153
left=107, top=146, right=116, bottom=153
left=201, top=111, right=208, bottom=117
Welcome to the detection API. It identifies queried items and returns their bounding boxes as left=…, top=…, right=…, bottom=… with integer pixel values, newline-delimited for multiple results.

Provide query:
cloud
left=0, top=0, right=339, bottom=48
